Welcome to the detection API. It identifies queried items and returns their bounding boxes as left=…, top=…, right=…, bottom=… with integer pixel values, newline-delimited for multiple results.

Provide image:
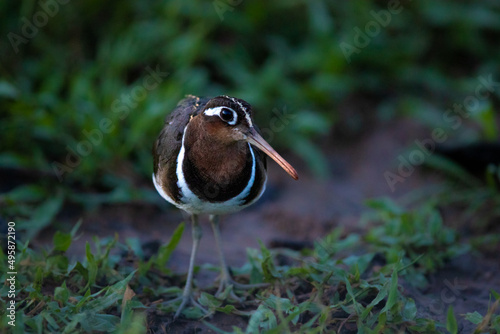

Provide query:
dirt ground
left=34, top=118, right=500, bottom=333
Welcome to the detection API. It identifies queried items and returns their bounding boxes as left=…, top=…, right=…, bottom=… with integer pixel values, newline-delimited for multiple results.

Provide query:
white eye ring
left=204, top=107, right=238, bottom=125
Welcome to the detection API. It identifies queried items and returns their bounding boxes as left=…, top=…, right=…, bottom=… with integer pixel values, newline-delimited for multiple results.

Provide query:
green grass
left=1, top=196, right=499, bottom=333
left=2, top=0, right=499, bottom=253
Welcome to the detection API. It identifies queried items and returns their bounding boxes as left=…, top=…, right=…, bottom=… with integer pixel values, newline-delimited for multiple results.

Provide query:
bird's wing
left=152, top=96, right=210, bottom=202
left=153, top=95, right=210, bottom=173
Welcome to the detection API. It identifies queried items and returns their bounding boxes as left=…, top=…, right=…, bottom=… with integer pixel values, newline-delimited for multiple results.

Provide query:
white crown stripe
left=222, top=96, right=253, bottom=127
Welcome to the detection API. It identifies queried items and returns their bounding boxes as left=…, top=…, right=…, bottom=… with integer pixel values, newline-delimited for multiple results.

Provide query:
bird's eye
left=220, top=108, right=236, bottom=124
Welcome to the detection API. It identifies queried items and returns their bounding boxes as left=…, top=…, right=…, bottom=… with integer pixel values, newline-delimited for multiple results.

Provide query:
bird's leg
left=171, top=214, right=208, bottom=318
left=209, top=215, right=269, bottom=301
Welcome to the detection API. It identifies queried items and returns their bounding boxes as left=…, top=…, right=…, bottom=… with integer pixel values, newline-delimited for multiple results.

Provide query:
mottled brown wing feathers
left=153, top=95, right=210, bottom=202
left=153, top=95, right=210, bottom=171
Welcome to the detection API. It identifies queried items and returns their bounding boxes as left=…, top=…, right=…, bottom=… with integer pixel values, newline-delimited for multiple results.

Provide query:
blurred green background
left=1, top=0, right=499, bottom=232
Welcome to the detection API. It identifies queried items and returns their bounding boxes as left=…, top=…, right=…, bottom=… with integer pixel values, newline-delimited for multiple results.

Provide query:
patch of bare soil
left=408, top=254, right=500, bottom=333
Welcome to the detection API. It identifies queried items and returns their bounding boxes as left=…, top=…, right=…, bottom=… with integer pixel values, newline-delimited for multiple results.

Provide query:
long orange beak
left=247, top=128, right=299, bottom=180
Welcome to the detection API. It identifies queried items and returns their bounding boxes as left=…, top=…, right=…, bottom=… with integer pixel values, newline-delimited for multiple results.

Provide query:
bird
left=152, top=95, right=298, bottom=318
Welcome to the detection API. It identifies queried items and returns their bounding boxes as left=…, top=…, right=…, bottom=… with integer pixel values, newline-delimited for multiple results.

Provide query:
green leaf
left=156, top=222, right=184, bottom=267
left=46, top=254, right=69, bottom=272
left=54, top=281, right=70, bottom=304
left=126, top=238, right=144, bottom=259
left=81, top=313, right=120, bottom=332
left=182, top=306, right=207, bottom=319
left=75, top=289, right=92, bottom=310
left=23, top=191, right=64, bottom=239
left=41, top=310, right=60, bottom=330
left=217, top=305, right=237, bottom=314
left=70, top=220, right=82, bottom=238
left=85, top=242, right=97, bottom=287
left=381, top=269, right=399, bottom=314
left=360, top=280, right=390, bottom=320
left=465, top=311, right=483, bottom=325
left=263, top=295, right=294, bottom=312
left=84, top=271, right=137, bottom=313
left=64, top=314, right=86, bottom=334
left=246, top=305, right=277, bottom=334
left=344, top=277, right=363, bottom=315
left=259, top=241, right=280, bottom=281
left=365, top=197, right=404, bottom=215
left=403, top=298, right=417, bottom=320
left=53, top=231, right=72, bottom=252
left=344, top=253, right=374, bottom=278
left=373, top=311, right=387, bottom=332
left=1, top=184, right=46, bottom=202
left=475, top=103, right=498, bottom=140
left=33, top=267, right=44, bottom=291
left=120, top=285, right=136, bottom=324
left=199, top=292, right=222, bottom=308
left=446, top=305, right=458, bottom=334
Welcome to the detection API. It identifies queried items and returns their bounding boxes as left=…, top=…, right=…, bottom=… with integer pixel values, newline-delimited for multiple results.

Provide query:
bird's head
left=200, top=95, right=298, bottom=180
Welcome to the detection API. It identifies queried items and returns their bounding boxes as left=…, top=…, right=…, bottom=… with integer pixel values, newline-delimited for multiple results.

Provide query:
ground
left=29, top=118, right=500, bottom=333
